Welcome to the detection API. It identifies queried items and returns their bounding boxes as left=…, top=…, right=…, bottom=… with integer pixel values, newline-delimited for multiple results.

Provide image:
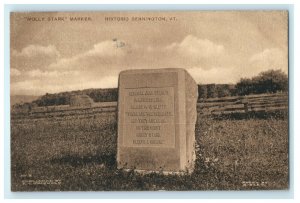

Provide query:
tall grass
left=11, top=110, right=288, bottom=191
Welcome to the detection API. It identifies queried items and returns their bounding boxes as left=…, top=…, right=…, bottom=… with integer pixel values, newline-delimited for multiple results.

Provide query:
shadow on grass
left=50, top=154, right=117, bottom=168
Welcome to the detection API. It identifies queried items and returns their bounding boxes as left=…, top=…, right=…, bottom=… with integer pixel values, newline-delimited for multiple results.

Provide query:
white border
left=1, top=1, right=299, bottom=202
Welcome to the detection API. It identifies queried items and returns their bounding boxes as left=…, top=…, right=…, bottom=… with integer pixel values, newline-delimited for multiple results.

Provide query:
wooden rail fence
left=197, top=93, right=288, bottom=115
left=11, top=93, right=288, bottom=119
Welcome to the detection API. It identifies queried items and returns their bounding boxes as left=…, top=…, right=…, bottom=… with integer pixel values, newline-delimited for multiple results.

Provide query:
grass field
left=11, top=110, right=288, bottom=191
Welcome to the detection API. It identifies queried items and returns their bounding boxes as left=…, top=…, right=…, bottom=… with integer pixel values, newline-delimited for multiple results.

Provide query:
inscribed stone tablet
left=123, top=87, right=175, bottom=148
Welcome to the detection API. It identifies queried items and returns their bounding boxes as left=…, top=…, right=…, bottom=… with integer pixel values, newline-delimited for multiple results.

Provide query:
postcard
left=10, top=11, right=288, bottom=191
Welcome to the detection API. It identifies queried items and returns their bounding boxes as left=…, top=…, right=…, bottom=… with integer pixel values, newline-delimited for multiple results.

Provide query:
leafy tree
left=252, top=69, right=288, bottom=94
left=207, top=84, right=218, bottom=98
left=198, top=85, right=208, bottom=99
left=236, top=69, right=288, bottom=95
left=216, top=84, right=231, bottom=98
left=236, top=78, right=254, bottom=96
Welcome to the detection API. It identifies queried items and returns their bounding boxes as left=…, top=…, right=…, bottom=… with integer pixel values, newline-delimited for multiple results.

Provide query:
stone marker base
left=121, top=168, right=192, bottom=176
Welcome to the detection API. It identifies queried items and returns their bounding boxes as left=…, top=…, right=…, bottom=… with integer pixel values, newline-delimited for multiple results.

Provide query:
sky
left=10, top=11, right=288, bottom=96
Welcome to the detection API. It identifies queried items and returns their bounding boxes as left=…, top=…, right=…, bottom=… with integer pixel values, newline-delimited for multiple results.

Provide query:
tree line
left=198, top=69, right=288, bottom=99
left=13, top=69, right=288, bottom=108
left=32, top=88, right=119, bottom=107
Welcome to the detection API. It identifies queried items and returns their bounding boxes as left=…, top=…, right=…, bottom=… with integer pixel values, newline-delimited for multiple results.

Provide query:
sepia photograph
left=10, top=11, right=289, bottom=191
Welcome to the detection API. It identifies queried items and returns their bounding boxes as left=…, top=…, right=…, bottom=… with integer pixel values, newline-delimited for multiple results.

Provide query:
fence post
left=244, top=103, right=249, bottom=113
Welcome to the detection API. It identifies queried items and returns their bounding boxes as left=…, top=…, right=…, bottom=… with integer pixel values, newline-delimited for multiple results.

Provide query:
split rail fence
left=11, top=93, right=288, bottom=119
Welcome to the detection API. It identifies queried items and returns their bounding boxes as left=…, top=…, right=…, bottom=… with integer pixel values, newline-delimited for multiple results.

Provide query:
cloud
left=85, top=40, right=127, bottom=57
left=11, top=44, right=60, bottom=72
left=187, top=66, right=241, bottom=84
left=166, top=35, right=224, bottom=58
left=12, top=45, right=60, bottom=58
left=11, top=68, right=21, bottom=76
left=48, top=40, right=128, bottom=71
left=10, top=75, right=118, bottom=96
left=249, top=48, right=288, bottom=75
left=11, top=79, right=41, bottom=95
left=48, top=35, right=225, bottom=72
left=10, top=12, right=289, bottom=96
left=20, top=36, right=284, bottom=96
left=91, top=75, right=118, bottom=88
left=11, top=36, right=230, bottom=95
left=10, top=42, right=124, bottom=95
left=25, top=69, right=79, bottom=78
left=185, top=48, right=288, bottom=85
left=186, top=49, right=288, bottom=84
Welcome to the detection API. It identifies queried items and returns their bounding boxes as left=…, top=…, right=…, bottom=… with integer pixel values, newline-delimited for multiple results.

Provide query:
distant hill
left=11, top=69, right=288, bottom=109
left=31, top=88, right=118, bottom=107
left=10, top=95, right=40, bottom=106
left=11, top=85, right=233, bottom=108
